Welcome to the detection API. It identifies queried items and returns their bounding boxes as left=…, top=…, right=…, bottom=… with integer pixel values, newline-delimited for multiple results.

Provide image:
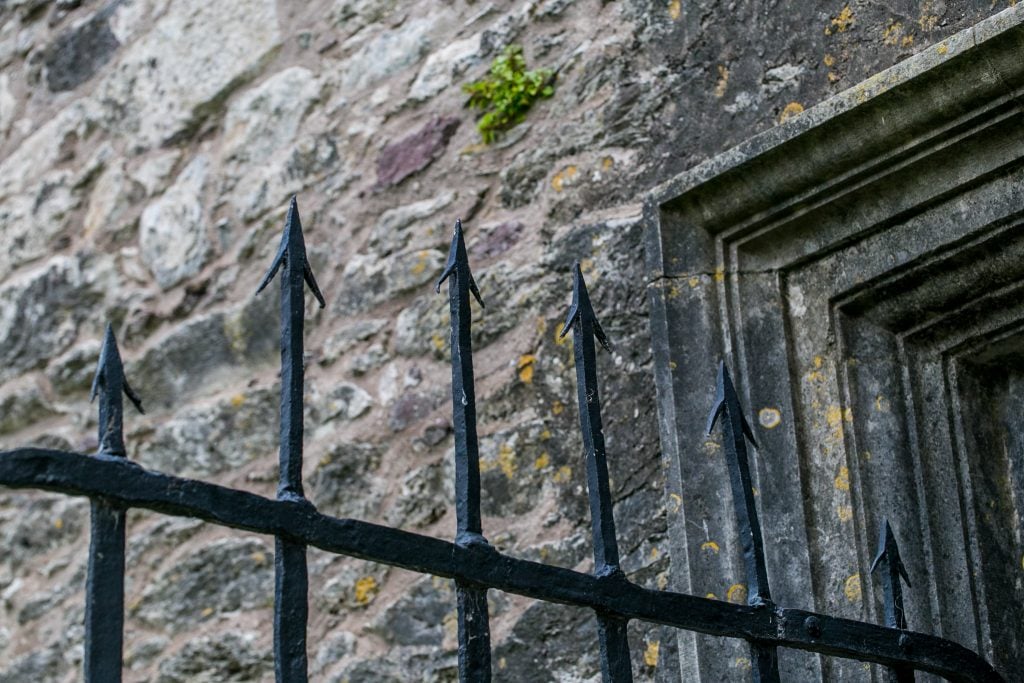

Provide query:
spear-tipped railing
left=255, top=197, right=325, bottom=682
left=85, top=324, right=144, bottom=682
left=0, top=199, right=1007, bottom=683
left=436, top=219, right=492, bottom=682
left=706, top=362, right=780, bottom=682
left=561, top=265, right=633, bottom=682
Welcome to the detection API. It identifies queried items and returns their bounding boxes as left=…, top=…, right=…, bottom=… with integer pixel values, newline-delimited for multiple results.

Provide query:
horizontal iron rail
left=0, top=448, right=1002, bottom=683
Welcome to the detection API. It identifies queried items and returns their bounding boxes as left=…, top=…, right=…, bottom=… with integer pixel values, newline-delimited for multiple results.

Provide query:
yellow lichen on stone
left=829, top=5, right=855, bottom=34
left=734, top=657, right=752, bottom=670
left=875, top=394, right=890, bottom=412
left=517, top=354, right=536, bottom=383
left=901, top=34, right=914, bottom=48
left=706, top=592, right=718, bottom=599
left=432, top=333, right=446, bottom=351
left=541, top=429, right=552, bottom=440
left=882, top=21, right=903, bottom=45
left=668, top=0, right=681, bottom=21
left=657, top=571, right=669, bottom=590
left=834, top=466, right=850, bottom=491
left=551, top=165, right=578, bottom=192
left=669, top=492, right=682, bottom=512
left=602, top=156, right=614, bottom=170
left=411, top=250, right=430, bottom=276
left=650, top=546, right=660, bottom=560
left=844, top=573, right=862, bottom=603
left=644, top=640, right=660, bottom=666
left=354, top=576, right=379, bottom=605
left=937, top=43, right=948, bottom=55
left=553, top=465, right=572, bottom=483
left=497, top=444, right=516, bottom=479
left=714, top=65, right=730, bottom=99
left=701, top=540, right=720, bottom=554
left=918, top=2, right=939, bottom=31
left=551, top=400, right=564, bottom=415
left=824, top=54, right=835, bottom=67
left=779, top=101, right=804, bottom=124
left=726, top=583, right=747, bottom=604
left=251, top=551, right=267, bottom=566
left=201, top=607, right=214, bottom=618
left=688, top=275, right=700, bottom=288
left=534, top=452, right=550, bottom=469
left=758, top=407, right=781, bottom=429
left=53, top=517, right=63, bottom=530
left=837, top=504, right=853, bottom=522
left=713, top=266, right=725, bottom=282
left=230, top=393, right=246, bottom=407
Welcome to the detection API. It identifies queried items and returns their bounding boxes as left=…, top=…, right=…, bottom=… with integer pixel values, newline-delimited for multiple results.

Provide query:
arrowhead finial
left=870, top=518, right=912, bottom=587
left=90, top=324, right=144, bottom=414
left=255, top=196, right=326, bottom=308
left=706, top=361, right=756, bottom=446
left=559, top=264, right=611, bottom=351
left=435, top=219, right=484, bottom=307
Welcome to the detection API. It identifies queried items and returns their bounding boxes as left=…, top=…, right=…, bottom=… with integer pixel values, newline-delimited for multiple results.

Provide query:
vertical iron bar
left=437, top=219, right=492, bottom=683
left=256, top=197, right=325, bottom=683
left=85, top=324, right=143, bottom=683
left=871, top=519, right=915, bottom=683
left=561, top=264, right=634, bottom=683
left=706, top=362, right=780, bottom=682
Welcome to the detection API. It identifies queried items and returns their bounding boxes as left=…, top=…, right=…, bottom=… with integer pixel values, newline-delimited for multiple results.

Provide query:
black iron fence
left=0, top=199, right=1006, bottom=682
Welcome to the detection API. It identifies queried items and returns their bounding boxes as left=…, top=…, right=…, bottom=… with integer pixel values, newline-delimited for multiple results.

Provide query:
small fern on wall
left=462, top=45, right=554, bottom=144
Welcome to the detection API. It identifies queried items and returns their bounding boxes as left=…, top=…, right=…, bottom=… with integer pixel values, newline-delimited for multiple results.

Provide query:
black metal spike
left=871, top=519, right=915, bottom=682
left=437, top=219, right=492, bottom=683
left=257, top=196, right=322, bottom=682
left=91, top=324, right=144, bottom=457
left=85, top=324, right=142, bottom=683
left=706, top=361, right=780, bottom=682
left=561, top=265, right=633, bottom=683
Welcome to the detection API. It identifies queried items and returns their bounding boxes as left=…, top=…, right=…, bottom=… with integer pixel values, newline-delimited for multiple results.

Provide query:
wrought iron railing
left=0, top=199, right=1005, bottom=682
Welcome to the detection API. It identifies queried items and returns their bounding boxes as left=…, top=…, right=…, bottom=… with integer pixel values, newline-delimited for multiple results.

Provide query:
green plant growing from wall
left=463, top=45, right=554, bottom=144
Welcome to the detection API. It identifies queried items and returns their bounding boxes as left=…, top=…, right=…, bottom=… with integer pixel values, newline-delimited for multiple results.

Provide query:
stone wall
left=0, top=0, right=1010, bottom=681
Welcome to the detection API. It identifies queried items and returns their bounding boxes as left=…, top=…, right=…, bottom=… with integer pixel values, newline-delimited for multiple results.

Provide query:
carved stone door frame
left=646, top=6, right=1024, bottom=680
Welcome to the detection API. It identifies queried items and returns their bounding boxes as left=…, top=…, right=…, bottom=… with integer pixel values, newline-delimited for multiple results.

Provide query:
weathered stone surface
left=409, top=34, right=481, bottom=102
left=222, top=67, right=322, bottom=167
left=334, top=15, right=436, bottom=92
left=0, top=646, right=65, bottom=683
left=320, top=318, right=389, bottom=365
left=134, top=537, right=273, bottom=629
left=0, top=257, right=102, bottom=381
left=368, top=190, right=454, bottom=257
left=368, top=576, right=454, bottom=646
left=492, top=601, right=600, bottom=683
left=376, top=116, right=460, bottom=188
left=309, top=441, right=385, bottom=518
left=315, top=560, right=388, bottom=613
left=0, top=495, right=86, bottom=572
left=312, top=631, right=356, bottom=676
left=386, top=460, right=449, bottom=528
left=83, top=157, right=146, bottom=240
left=129, top=295, right=277, bottom=408
left=334, top=248, right=446, bottom=314
left=46, top=339, right=102, bottom=395
left=139, top=155, right=211, bottom=289
left=138, top=388, right=277, bottom=476
left=155, top=632, right=271, bottom=683
left=0, top=380, right=57, bottom=438
left=94, top=0, right=281, bottom=146
left=44, top=11, right=119, bottom=91
left=310, top=381, right=374, bottom=422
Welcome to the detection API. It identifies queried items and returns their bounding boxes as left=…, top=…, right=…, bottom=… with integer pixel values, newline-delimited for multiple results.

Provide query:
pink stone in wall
left=375, top=116, right=461, bottom=188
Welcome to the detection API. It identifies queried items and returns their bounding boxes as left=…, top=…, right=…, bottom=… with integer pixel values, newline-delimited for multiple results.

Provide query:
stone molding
left=646, top=5, right=1024, bottom=681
